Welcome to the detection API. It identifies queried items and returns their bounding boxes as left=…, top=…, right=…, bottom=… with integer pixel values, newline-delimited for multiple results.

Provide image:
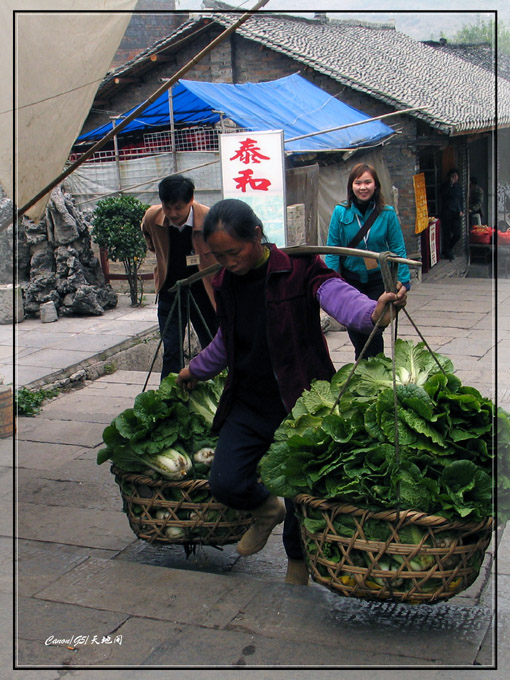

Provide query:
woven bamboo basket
left=294, top=494, right=494, bottom=604
left=112, top=466, right=253, bottom=546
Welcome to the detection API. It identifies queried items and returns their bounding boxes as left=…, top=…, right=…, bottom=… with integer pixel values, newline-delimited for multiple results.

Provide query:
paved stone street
left=3, top=275, right=510, bottom=678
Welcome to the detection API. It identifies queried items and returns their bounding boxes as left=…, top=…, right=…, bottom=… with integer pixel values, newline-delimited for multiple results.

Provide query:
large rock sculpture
left=18, top=186, right=117, bottom=317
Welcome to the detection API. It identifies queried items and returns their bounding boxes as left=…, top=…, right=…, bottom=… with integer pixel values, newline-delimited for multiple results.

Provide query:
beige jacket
left=140, top=201, right=217, bottom=306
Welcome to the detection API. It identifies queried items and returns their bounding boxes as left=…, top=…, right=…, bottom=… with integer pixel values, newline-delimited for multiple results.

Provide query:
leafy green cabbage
left=97, top=372, right=225, bottom=478
left=260, top=340, right=509, bottom=523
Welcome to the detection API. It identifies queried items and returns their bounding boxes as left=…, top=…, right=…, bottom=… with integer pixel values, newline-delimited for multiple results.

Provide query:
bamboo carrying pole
left=165, top=246, right=422, bottom=295
left=12, top=0, right=270, bottom=224
left=142, top=246, right=421, bottom=390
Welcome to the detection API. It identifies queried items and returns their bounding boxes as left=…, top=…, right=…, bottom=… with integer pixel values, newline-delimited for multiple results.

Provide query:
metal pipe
left=285, top=107, right=427, bottom=142
left=111, top=116, right=122, bottom=194
left=167, top=86, right=177, bottom=173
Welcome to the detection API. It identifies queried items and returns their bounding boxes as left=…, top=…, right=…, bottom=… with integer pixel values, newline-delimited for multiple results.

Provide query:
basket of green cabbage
left=260, top=340, right=506, bottom=603
left=98, top=373, right=253, bottom=546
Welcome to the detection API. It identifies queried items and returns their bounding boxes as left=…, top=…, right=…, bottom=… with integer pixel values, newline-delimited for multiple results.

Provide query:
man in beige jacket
left=141, top=175, right=217, bottom=380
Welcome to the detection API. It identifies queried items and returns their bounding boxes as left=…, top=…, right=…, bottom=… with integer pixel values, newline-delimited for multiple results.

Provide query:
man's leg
left=157, top=296, right=186, bottom=380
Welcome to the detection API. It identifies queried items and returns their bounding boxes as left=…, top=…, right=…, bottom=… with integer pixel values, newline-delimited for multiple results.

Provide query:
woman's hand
left=371, top=282, right=407, bottom=327
left=176, top=367, right=198, bottom=391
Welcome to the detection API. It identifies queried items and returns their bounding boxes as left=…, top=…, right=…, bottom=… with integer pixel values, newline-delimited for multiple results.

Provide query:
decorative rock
left=40, top=300, right=58, bottom=323
left=15, top=226, right=31, bottom=282
left=60, top=285, right=104, bottom=316
left=0, top=219, right=14, bottom=284
left=0, top=192, right=14, bottom=232
left=30, top=243, right=55, bottom=272
left=17, top=186, right=117, bottom=317
left=46, top=188, right=80, bottom=244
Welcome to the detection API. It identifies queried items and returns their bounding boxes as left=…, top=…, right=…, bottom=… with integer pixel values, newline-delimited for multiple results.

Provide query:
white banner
left=219, top=130, right=286, bottom=247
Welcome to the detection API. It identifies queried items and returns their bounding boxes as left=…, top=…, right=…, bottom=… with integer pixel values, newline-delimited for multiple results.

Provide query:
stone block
left=0, top=284, right=23, bottom=324
left=40, top=300, right=58, bottom=323
left=286, top=203, right=306, bottom=246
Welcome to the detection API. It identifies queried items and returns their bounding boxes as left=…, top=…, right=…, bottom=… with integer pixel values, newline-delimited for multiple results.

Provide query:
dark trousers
left=208, top=400, right=303, bottom=560
left=442, top=209, right=462, bottom=254
left=158, top=286, right=217, bottom=380
left=343, top=274, right=385, bottom=360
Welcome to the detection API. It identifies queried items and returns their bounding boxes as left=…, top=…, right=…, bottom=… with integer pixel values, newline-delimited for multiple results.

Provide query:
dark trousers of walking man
left=158, top=282, right=217, bottom=380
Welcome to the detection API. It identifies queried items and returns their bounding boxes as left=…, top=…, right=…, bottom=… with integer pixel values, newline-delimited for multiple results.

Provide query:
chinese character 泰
left=230, top=138, right=270, bottom=165
left=233, top=169, right=271, bottom=193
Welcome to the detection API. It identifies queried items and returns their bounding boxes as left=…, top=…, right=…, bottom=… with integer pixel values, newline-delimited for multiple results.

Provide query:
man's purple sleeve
left=316, top=277, right=379, bottom=333
left=188, top=328, right=228, bottom=380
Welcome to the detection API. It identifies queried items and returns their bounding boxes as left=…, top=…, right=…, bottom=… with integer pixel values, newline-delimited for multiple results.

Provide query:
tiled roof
left=102, top=12, right=509, bottom=134
left=423, top=40, right=510, bottom=83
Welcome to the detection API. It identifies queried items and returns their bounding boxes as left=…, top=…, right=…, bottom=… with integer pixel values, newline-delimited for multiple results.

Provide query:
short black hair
left=158, top=175, right=194, bottom=204
left=203, top=199, right=265, bottom=242
left=470, top=176, right=478, bottom=184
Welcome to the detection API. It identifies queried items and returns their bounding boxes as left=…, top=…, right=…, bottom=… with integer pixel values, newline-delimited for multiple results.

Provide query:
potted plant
left=92, top=194, right=149, bottom=306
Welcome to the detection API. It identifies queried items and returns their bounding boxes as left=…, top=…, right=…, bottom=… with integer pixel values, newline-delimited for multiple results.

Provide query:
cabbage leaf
left=260, top=340, right=509, bottom=523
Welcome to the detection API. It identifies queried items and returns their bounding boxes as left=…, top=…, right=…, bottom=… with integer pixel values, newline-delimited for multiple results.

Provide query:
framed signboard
left=219, top=130, right=286, bottom=246
left=413, top=172, right=429, bottom=235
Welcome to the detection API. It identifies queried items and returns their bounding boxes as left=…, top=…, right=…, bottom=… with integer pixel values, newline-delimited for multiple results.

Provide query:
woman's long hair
left=346, top=163, right=385, bottom=212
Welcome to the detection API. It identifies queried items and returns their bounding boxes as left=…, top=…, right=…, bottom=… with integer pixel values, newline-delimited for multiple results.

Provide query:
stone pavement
left=3, top=276, right=510, bottom=678
left=2, top=293, right=159, bottom=389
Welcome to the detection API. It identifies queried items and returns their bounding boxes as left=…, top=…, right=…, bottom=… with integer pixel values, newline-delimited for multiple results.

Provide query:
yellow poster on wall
left=413, top=172, right=429, bottom=234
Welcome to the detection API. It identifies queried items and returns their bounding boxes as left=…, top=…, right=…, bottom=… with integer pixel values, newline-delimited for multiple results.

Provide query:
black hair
left=470, top=176, right=478, bottom=184
left=346, top=162, right=385, bottom=212
left=447, top=168, right=459, bottom=179
left=203, top=199, right=266, bottom=242
left=158, top=174, right=194, bottom=204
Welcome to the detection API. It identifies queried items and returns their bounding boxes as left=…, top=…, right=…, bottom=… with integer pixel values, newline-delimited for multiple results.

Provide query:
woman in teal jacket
left=325, top=162, right=410, bottom=359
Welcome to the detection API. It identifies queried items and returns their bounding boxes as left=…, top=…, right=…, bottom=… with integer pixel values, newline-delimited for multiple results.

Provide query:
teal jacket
left=325, top=202, right=411, bottom=286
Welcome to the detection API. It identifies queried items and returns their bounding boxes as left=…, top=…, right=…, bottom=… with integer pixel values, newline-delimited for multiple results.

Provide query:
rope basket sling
left=287, top=249, right=495, bottom=603
left=112, top=466, right=253, bottom=546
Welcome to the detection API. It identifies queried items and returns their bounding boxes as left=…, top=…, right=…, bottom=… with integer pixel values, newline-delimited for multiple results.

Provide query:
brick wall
left=109, top=0, right=180, bottom=69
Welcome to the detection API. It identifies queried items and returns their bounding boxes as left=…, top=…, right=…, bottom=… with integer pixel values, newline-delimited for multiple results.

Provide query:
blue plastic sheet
left=77, top=73, right=394, bottom=153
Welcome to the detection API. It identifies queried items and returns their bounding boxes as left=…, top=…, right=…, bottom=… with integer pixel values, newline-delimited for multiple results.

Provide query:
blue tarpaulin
left=77, top=73, right=395, bottom=153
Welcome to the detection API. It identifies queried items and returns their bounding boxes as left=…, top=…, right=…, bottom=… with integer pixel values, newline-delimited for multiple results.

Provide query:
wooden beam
left=114, top=77, right=139, bottom=85
left=149, top=54, right=176, bottom=63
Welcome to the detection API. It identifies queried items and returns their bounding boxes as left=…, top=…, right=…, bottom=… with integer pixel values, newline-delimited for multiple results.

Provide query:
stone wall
left=19, top=187, right=118, bottom=318
left=82, top=26, right=230, bottom=135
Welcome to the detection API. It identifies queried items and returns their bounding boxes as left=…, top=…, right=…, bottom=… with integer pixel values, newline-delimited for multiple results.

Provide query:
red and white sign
left=429, top=221, right=437, bottom=267
left=219, top=130, right=286, bottom=246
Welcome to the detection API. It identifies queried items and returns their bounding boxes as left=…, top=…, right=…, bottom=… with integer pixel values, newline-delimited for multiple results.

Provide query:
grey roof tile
left=102, top=13, right=509, bottom=134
